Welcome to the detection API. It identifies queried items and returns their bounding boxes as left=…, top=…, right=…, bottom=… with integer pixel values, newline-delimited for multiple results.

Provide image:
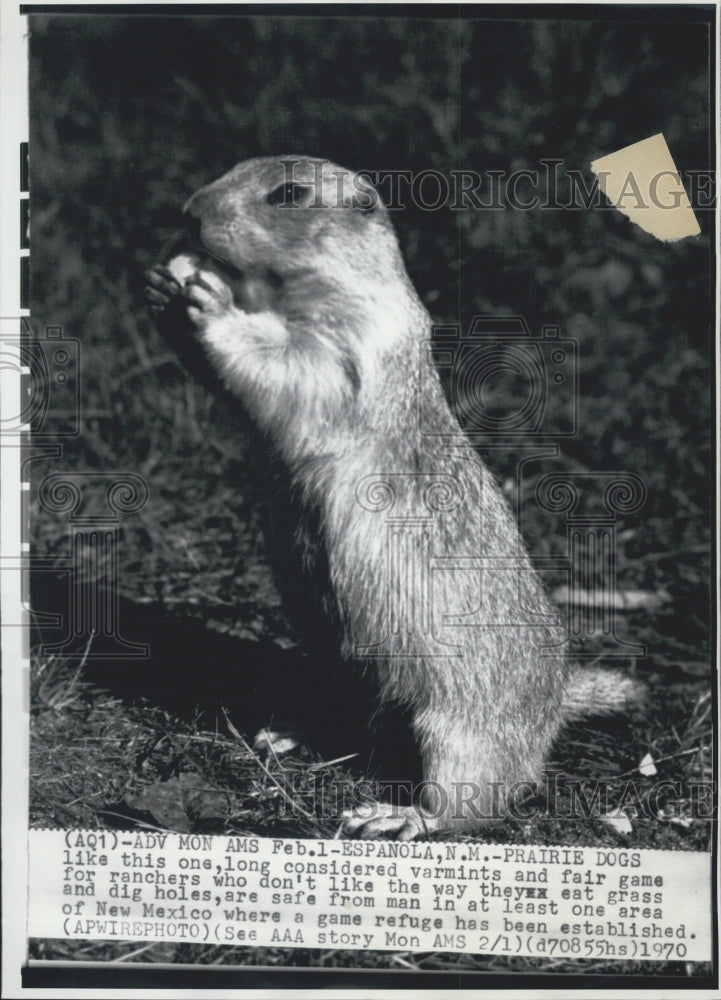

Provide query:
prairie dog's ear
left=326, top=167, right=380, bottom=214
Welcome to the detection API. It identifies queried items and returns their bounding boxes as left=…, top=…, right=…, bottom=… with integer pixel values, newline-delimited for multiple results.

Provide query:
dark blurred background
left=29, top=10, right=712, bottom=641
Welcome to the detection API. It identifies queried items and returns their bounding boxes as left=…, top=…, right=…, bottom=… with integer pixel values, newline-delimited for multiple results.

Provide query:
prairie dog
left=145, top=156, right=642, bottom=838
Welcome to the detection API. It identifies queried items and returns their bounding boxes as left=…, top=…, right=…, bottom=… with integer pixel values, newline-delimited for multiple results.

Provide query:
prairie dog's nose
left=184, top=184, right=226, bottom=222
left=182, top=188, right=211, bottom=243
left=183, top=186, right=234, bottom=246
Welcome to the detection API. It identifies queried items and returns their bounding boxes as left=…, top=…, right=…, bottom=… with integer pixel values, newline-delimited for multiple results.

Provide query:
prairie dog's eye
left=266, top=182, right=313, bottom=207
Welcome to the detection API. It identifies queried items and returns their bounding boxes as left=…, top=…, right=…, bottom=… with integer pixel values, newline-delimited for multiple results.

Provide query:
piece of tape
left=590, top=133, right=700, bottom=242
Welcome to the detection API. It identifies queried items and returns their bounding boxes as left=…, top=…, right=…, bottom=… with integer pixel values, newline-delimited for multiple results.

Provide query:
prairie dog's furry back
left=146, top=155, right=643, bottom=838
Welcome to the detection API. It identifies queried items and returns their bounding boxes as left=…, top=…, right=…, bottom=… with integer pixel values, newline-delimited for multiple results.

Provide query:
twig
left=309, top=753, right=359, bottom=771
left=552, top=586, right=671, bottom=611
left=111, top=944, right=156, bottom=963
left=392, top=954, right=422, bottom=970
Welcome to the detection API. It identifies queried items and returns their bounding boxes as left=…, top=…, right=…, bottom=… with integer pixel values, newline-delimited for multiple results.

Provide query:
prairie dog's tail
left=562, top=666, right=645, bottom=723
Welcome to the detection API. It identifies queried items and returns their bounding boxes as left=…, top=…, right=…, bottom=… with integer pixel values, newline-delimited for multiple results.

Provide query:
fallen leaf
left=123, top=772, right=232, bottom=830
left=639, top=752, right=658, bottom=776
left=600, top=808, right=633, bottom=835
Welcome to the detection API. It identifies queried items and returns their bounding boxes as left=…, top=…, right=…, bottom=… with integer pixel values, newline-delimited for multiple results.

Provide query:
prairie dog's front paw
left=182, top=270, right=236, bottom=328
left=144, top=265, right=183, bottom=315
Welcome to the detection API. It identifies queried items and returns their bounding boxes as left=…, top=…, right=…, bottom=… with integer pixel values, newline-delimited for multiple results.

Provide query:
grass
left=26, top=11, right=713, bottom=978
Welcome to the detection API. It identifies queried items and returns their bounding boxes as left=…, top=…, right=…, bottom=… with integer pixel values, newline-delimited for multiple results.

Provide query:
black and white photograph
left=1, top=2, right=717, bottom=994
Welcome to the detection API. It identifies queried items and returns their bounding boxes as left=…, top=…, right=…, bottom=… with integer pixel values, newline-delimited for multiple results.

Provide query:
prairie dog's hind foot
left=341, top=803, right=441, bottom=841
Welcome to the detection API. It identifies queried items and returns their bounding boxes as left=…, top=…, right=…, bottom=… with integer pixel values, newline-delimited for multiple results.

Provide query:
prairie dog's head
left=182, top=156, right=406, bottom=291
left=160, top=157, right=427, bottom=443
